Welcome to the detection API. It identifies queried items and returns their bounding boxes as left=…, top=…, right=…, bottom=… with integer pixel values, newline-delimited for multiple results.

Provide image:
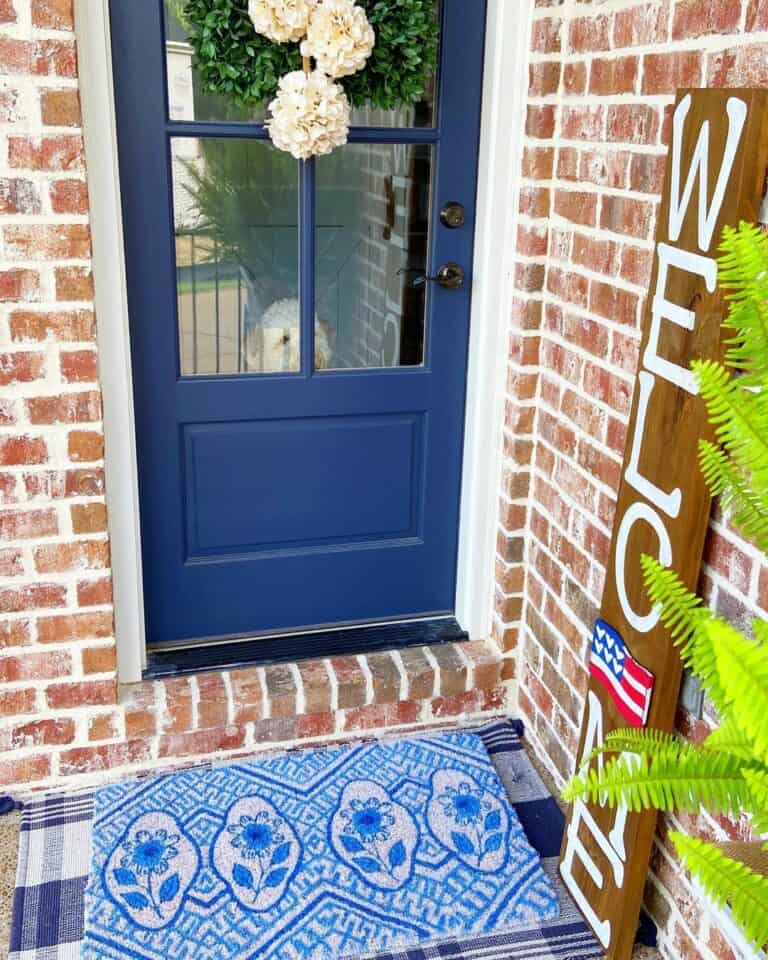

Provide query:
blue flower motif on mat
left=341, top=797, right=395, bottom=844
left=212, top=795, right=301, bottom=912
left=330, top=779, right=417, bottom=891
left=228, top=811, right=284, bottom=859
left=427, top=770, right=509, bottom=873
left=103, top=811, right=200, bottom=930
left=439, top=781, right=486, bottom=826
left=121, top=829, right=179, bottom=875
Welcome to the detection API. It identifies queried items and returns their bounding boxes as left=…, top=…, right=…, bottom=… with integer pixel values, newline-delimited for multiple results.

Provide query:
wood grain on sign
left=559, top=89, right=768, bottom=960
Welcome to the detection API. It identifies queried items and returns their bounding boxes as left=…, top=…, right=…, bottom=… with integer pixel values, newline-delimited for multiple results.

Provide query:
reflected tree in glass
left=174, top=138, right=300, bottom=375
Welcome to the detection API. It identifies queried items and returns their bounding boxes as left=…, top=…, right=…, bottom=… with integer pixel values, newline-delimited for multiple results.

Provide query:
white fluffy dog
left=243, top=298, right=332, bottom=372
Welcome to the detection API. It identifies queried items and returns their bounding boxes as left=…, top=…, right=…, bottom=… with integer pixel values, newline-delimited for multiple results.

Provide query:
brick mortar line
left=0, top=257, right=93, bottom=267
left=221, top=671, right=235, bottom=726
left=323, top=657, right=338, bottom=712
left=189, top=675, right=200, bottom=731
left=454, top=643, right=474, bottom=693
left=289, top=661, right=305, bottom=715
left=421, top=645, right=440, bottom=698
left=257, top=666, right=269, bottom=720
left=1, top=301, right=96, bottom=310
left=390, top=649, right=408, bottom=702
left=521, top=137, right=668, bottom=158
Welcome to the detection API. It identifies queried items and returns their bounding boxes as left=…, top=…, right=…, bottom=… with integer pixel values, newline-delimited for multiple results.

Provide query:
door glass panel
left=164, top=2, right=268, bottom=124
left=315, top=143, right=432, bottom=370
left=171, top=137, right=300, bottom=376
left=347, top=76, right=436, bottom=128
left=164, top=1, right=436, bottom=128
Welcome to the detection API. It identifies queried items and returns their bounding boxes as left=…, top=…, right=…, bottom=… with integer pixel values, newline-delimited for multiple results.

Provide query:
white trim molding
left=75, top=0, right=532, bottom=678
left=455, top=0, right=534, bottom=641
left=75, top=0, right=146, bottom=683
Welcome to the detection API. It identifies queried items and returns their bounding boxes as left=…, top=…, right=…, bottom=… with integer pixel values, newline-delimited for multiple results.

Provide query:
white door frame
left=75, top=0, right=533, bottom=683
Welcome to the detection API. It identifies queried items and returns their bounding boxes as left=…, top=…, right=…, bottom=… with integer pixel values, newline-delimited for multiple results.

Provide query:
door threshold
left=143, top=617, right=469, bottom=679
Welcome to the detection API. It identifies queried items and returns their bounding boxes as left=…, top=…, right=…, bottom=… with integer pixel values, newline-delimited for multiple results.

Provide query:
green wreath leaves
left=178, top=0, right=439, bottom=111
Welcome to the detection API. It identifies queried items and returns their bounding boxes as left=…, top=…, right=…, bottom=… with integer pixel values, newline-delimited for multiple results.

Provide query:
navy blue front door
left=111, top=1, right=487, bottom=648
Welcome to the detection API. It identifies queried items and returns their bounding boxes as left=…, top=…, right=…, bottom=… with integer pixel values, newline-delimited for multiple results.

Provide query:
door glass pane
left=164, top=2, right=436, bottom=128
left=171, top=137, right=300, bottom=376
left=347, top=76, right=436, bottom=128
left=164, top=2, right=268, bottom=124
left=316, top=143, right=432, bottom=370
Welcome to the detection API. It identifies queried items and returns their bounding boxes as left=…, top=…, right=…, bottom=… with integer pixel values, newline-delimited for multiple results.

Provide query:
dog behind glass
left=243, top=297, right=332, bottom=372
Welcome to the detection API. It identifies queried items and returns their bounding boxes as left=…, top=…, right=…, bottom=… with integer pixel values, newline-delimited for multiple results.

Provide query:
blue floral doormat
left=82, top=731, right=559, bottom=960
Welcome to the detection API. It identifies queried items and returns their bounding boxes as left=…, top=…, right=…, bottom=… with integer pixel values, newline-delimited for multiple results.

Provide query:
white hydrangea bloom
left=267, top=69, right=350, bottom=159
left=248, top=0, right=316, bottom=43
left=301, top=0, right=375, bottom=78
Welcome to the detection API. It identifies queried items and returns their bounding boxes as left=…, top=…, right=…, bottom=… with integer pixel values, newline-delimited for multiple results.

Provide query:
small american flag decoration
left=589, top=619, right=655, bottom=728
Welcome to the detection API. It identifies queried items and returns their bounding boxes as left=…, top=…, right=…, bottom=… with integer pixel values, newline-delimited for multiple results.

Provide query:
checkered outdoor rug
left=9, top=720, right=602, bottom=960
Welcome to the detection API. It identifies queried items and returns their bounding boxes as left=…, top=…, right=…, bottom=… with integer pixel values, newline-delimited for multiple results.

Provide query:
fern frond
left=671, top=832, right=768, bottom=949
left=718, top=221, right=768, bottom=387
left=742, top=768, right=768, bottom=836
left=704, top=717, right=757, bottom=762
left=641, top=554, right=710, bottom=643
left=641, top=556, right=729, bottom=713
left=582, top=728, right=685, bottom=765
left=693, top=358, right=768, bottom=498
left=603, top=728, right=683, bottom=754
left=698, top=439, right=768, bottom=553
left=561, top=744, right=752, bottom=813
left=710, top=619, right=768, bottom=766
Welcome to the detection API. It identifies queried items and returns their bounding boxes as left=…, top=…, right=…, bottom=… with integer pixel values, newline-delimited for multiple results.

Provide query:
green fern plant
left=562, top=222, right=768, bottom=951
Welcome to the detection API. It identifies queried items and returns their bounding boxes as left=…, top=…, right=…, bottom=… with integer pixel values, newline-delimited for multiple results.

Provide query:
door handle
left=397, top=263, right=465, bottom=291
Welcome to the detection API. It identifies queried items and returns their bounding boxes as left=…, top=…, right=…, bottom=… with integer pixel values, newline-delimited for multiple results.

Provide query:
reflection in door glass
left=164, top=1, right=267, bottom=124
left=163, top=1, right=436, bottom=128
left=171, top=137, right=300, bottom=376
left=315, top=144, right=432, bottom=370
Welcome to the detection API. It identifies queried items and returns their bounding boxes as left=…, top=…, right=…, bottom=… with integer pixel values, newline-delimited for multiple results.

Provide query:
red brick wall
left=502, top=2, right=768, bottom=958
left=0, top=0, right=118, bottom=782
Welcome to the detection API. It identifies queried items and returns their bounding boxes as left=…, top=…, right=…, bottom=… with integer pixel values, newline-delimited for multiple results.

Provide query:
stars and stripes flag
left=589, top=619, right=655, bottom=728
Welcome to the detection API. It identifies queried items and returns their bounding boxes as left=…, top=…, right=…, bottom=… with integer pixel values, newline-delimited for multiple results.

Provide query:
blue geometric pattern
left=82, top=732, right=559, bottom=960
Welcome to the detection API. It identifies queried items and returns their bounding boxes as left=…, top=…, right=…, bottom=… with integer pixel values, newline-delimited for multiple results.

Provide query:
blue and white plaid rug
left=10, top=720, right=603, bottom=960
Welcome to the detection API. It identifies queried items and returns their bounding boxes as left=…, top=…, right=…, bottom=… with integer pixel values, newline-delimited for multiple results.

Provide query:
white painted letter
left=561, top=692, right=629, bottom=949
left=615, top=501, right=672, bottom=633
left=669, top=94, right=747, bottom=250
left=644, top=242, right=717, bottom=395
left=625, top=371, right=682, bottom=519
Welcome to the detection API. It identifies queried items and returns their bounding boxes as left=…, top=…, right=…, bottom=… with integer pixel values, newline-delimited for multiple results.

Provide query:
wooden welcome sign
left=559, top=89, right=768, bottom=960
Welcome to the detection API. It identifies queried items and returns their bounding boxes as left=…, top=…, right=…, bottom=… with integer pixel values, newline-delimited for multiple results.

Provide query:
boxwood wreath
left=179, top=0, right=439, bottom=123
